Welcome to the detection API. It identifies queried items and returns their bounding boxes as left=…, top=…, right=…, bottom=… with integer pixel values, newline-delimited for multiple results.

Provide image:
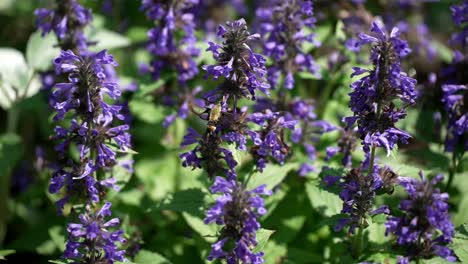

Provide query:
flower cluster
left=35, top=0, right=92, bottom=53
left=204, top=177, right=271, bottom=264
left=441, top=1, right=468, bottom=153
left=247, top=110, right=297, bottom=171
left=256, top=0, right=320, bottom=89
left=325, top=125, right=359, bottom=168
left=442, top=84, right=467, bottom=152
left=385, top=172, right=455, bottom=262
left=253, top=97, right=334, bottom=175
left=64, top=202, right=126, bottom=263
left=180, top=126, right=238, bottom=179
left=202, top=18, right=270, bottom=102
left=345, top=21, right=417, bottom=158
left=192, top=0, right=247, bottom=33
left=49, top=50, right=132, bottom=210
left=331, top=166, right=392, bottom=234
left=450, top=1, right=468, bottom=48
left=141, top=0, right=200, bottom=82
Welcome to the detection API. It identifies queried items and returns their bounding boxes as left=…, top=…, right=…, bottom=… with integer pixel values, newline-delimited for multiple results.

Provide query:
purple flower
left=202, top=19, right=270, bottom=102
left=35, top=0, right=92, bottom=53
left=253, top=97, right=335, bottom=173
left=385, top=172, right=456, bottom=262
left=49, top=50, right=132, bottom=209
left=205, top=177, right=272, bottom=264
left=141, top=0, right=200, bottom=82
left=346, top=21, right=417, bottom=156
left=64, top=202, right=126, bottom=263
left=442, top=84, right=467, bottom=152
left=325, top=125, right=358, bottom=167
left=331, top=166, right=392, bottom=234
left=256, top=0, right=320, bottom=89
left=180, top=127, right=238, bottom=179
left=247, top=110, right=297, bottom=171
left=450, top=1, right=468, bottom=48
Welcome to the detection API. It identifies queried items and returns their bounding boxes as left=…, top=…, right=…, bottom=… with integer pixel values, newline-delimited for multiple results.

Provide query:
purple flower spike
left=49, top=50, right=132, bottom=209
left=202, top=18, right=270, bottom=102
left=141, top=0, right=200, bottom=82
left=386, top=172, right=456, bottom=262
left=64, top=202, right=126, bottom=263
left=256, top=0, right=320, bottom=89
left=346, top=21, right=417, bottom=157
left=35, top=0, right=92, bottom=53
left=205, top=177, right=271, bottom=264
left=332, top=166, right=396, bottom=234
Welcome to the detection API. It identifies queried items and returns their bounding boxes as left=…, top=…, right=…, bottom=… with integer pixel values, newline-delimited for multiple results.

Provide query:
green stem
left=445, top=152, right=457, bottom=192
left=353, top=225, right=364, bottom=259
left=6, top=106, right=19, bottom=134
left=317, top=73, right=337, bottom=119
left=244, top=168, right=256, bottom=187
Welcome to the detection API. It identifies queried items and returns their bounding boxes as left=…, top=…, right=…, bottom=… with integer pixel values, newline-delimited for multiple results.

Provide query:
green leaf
left=0, top=48, right=41, bottom=109
left=247, top=162, right=299, bottom=190
left=421, top=257, right=452, bottom=264
left=454, top=196, right=468, bottom=226
left=48, top=260, right=73, bottom=264
left=452, top=224, right=468, bottom=263
left=48, top=226, right=65, bottom=252
left=335, top=20, right=346, bottom=41
left=87, top=29, right=131, bottom=51
left=106, top=154, right=133, bottom=200
left=305, top=180, right=342, bottom=217
left=362, top=252, right=395, bottom=264
left=135, top=155, right=178, bottom=201
left=0, top=133, right=23, bottom=242
left=367, top=222, right=390, bottom=245
left=287, top=247, right=324, bottom=263
left=129, top=99, right=165, bottom=124
left=262, top=240, right=287, bottom=264
left=264, top=185, right=307, bottom=243
left=136, top=80, right=166, bottom=98
left=297, top=71, right=321, bottom=80
left=371, top=213, right=387, bottom=224
left=182, top=212, right=218, bottom=243
left=155, top=188, right=208, bottom=218
left=432, top=40, right=453, bottom=63
left=134, top=250, right=172, bottom=264
left=0, top=249, right=15, bottom=260
left=0, top=133, right=23, bottom=172
left=253, top=229, right=275, bottom=253
left=26, top=31, right=59, bottom=71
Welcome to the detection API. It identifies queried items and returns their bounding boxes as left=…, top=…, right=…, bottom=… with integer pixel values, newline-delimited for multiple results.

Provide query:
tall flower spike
left=256, top=0, right=320, bottom=89
left=203, top=18, right=270, bottom=102
left=385, top=172, right=456, bottom=262
left=49, top=50, right=132, bottom=210
left=205, top=177, right=272, bottom=264
left=35, top=0, right=92, bottom=53
left=441, top=1, right=468, bottom=153
left=345, top=21, right=417, bottom=159
left=450, top=1, right=468, bottom=49
left=141, top=0, right=200, bottom=82
left=332, top=167, right=390, bottom=234
left=442, top=84, right=467, bottom=152
left=64, top=202, right=126, bottom=263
